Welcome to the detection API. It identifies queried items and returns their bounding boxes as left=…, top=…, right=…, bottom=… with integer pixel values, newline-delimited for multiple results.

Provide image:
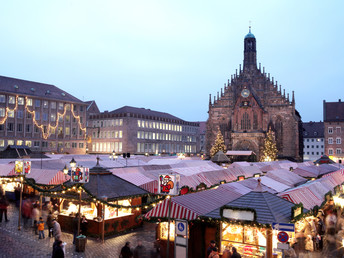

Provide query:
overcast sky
left=0, top=1, right=342, bottom=123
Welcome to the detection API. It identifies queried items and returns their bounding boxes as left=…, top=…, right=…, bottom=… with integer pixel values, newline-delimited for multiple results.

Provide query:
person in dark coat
left=0, top=195, right=9, bottom=222
left=72, top=213, right=80, bottom=244
left=80, top=215, right=88, bottom=235
left=52, top=239, right=65, bottom=258
left=133, top=240, right=147, bottom=258
left=47, top=211, right=54, bottom=237
left=231, top=247, right=241, bottom=258
left=120, top=241, right=133, bottom=258
left=207, top=240, right=216, bottom=257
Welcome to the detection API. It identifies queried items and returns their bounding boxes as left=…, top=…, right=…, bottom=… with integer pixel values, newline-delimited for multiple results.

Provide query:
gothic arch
left=234, top=140, right=258, bottom=154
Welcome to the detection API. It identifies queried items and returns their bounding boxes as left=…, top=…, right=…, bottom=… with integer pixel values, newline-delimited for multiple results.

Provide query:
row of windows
left=92, top=131, right=123, bottom=139
left=137, top=120, right=198, bottom=133
left=304, top=138, right=323, bottom=142
left=328, top=148, right=342, bottom=155
left=0, top=139, right=83, bottom=149
left=304, top=151, right=324, bottom=155
left=0, top=95, right=84, bottom=111
left=328, top=138, right=342, bottom=144
left=328, top=127, right=341, bottom=134
left=92, top=119, right=123, bottom=128
left=137, top=131, right=196, bottom=142
left=304, top=145, right=324, bottom=149
left=0, top=123, right=83, bottom=136
left=92, top=142, right=122, bottom=153
left=137, top=142, right=196, bottom=153
left=0, top=108, right=83, bottom=123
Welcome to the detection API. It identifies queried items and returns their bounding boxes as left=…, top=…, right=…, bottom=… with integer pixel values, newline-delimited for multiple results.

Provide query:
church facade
left=206, top=30, right=302, bottom=161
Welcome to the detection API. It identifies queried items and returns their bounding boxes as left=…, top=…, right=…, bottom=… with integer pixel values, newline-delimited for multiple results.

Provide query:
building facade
left=0, top=76, right=87, bottom=154
left=199, top=121, right=206, bottom=154
left=302, top=122, right=324, bottom=161
left=324, top=100, right=344, bottom=162
left=88, top=106, right=199, bottom=155
left=206, top=29, right=302, bottom=161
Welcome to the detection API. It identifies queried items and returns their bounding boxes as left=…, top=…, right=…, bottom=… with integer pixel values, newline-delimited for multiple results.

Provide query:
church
left=206, top=29, right=302, bottom=161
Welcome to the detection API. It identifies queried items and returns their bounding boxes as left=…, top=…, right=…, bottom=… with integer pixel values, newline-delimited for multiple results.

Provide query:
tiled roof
left=324, top=100, right=344, bottom=121
left=205, top=191, right=307, bottom=224
left=302, top=122, right=324, bottom=138
left=0, top=75, right=84, bottom=103
left=110, top=106, right=198, bottom=124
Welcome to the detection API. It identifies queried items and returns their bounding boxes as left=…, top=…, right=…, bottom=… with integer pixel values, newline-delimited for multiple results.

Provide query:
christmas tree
left=210, top=129, right=226, bottom=157
left=260, top=128, right=278, bottom=162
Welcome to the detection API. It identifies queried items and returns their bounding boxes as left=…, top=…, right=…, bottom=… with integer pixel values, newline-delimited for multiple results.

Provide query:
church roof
left=245, top=29, right=255, bottom=39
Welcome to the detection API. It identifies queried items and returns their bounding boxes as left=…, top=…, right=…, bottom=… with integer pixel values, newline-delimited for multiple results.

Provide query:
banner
left=71, top=167, right=90, bottom=183
left=14, top=160, right=31, bottom=175
left=158, top=174, right=180, bottom=195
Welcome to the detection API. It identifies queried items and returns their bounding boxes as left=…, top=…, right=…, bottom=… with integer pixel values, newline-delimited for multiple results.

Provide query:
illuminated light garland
left=71, top=104, right=86, bottom=133
left=0, top=96, right=19, bottom=125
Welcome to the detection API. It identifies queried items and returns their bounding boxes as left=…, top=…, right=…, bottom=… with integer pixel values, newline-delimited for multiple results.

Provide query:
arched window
left=241, top=112, right=251, bottom=130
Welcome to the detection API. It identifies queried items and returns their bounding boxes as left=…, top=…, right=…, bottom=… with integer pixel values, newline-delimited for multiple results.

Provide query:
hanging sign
left=158, top=174, right=180, bottom=195
left=14, top=160, right=31, bottom=175
left=71, top=167, right=90, bottom=183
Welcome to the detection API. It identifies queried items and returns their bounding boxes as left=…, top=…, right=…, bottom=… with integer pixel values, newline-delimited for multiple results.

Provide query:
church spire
left=243, top=26, right=257, bottom=70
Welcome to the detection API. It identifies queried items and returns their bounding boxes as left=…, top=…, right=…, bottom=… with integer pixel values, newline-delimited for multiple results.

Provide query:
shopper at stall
left=0, top=194, right=9, bottom=222
left=72, top=213, right=80, bottom=244
left=80, top=215, right=88, bottom=236
left=206, top=240, right=216, bottom=257
left=120, top=241, right=133, bottom=258
left=52, top=218, right=62, bottom=241
left=222, top=245, right=232, bottom=258
left=231, top=247, right=241, bottom=258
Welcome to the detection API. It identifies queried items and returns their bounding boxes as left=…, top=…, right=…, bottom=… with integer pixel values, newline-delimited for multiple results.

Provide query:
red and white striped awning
left=27, top=169, right=68, bottom=185
left=145, top=198, right=199, bottom=221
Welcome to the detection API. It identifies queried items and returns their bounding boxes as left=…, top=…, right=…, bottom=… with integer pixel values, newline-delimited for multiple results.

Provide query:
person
left=150, top=240, right=160, bottom=258
left=72, top=213, right=80, bottom=244
left=0, top=194, right=9, bottom=222
left=21, top=197, right=32, bottom=229
left=120, top=241, right=133, bottom=258
left=37, top=217, right=45, bottom=239
left=231, top=247, right=241, bottom=258
left=32, top=204, right=40, bottom=235
left=47, top=211, right=54, bottom=237
left=52, top=218, right=62, bottom=241
left=222, top=245, right=232, bottom=258
left=80, top=215, right=88, bottom=236
left=207, top=240, right=216, bottom=257
left=208, top=247, right=220, bottom=258
left=52, top=238, right=65, bottom=258
left=133, top=240, right=147, bottom=258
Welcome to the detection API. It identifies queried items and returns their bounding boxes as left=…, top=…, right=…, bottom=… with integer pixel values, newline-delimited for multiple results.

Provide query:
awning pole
left=166, top=198, right=172, bottom=258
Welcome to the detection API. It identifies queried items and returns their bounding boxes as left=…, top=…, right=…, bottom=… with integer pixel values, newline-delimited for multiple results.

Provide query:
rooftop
left=302, top=121, right=324, bottom=138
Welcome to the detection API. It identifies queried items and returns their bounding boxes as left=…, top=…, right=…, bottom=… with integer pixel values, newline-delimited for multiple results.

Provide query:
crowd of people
left=206, top=240, right=241, bottom=258
left=120, top=240, right=161, bottom=258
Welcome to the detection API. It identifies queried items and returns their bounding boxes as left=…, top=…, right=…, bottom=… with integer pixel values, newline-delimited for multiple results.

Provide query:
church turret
left=243, top=27, right=257, bottom=70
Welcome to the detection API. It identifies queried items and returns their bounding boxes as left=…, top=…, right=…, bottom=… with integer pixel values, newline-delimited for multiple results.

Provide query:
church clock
left=241, top=88, right=250, bottom=98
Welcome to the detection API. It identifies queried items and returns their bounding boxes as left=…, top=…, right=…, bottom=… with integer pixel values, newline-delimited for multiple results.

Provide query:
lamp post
left=63, top=165, right=68, bottom=181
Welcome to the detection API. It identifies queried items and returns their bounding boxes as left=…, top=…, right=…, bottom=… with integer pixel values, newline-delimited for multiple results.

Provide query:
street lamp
left=63, top=165, right=69, bottom=181
left=70, top=158, right=77, bottom=168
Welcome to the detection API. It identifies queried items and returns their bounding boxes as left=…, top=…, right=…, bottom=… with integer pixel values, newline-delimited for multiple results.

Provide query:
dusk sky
left=0, top=1, right=342, bottom=123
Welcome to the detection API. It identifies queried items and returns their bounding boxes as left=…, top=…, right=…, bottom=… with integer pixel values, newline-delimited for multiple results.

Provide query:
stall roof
left=205, top=191, right=306, bottom=224
left=278, top=187, right=322, bottom=210
left=266, top=169, right=307, bottom=187
left=226, top=151, right=254, bottom=156
left=237, top=178, right=277, bottom=194
left=27, top=169, right=68, bottom=185
left=255, top=176, right=290, bottom=193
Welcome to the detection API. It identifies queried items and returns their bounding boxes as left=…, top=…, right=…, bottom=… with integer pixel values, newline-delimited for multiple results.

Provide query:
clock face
left=241, top=88, right=250, bottom=98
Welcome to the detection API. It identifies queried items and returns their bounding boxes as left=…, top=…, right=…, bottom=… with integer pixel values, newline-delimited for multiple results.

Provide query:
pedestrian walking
left=52, top=218, right=62, bottom=241
left=21, top=197, right=32, bottom=229
left=52, top=238, right=65, bottom=258
left=0, top=194, right=9, bottom=222
left=133, top=240, right=147, bottom=258
left=120, top=241, right=133, bottom=258
left=38, top=217, right=45, bottom=239
left=32, top=204, right=40, bottom=235
left=47, top=211, right=54, bottom=237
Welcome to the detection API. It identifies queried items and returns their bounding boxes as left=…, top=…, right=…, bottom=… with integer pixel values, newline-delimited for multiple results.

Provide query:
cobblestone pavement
left=0, top=203, right=157, bottom=258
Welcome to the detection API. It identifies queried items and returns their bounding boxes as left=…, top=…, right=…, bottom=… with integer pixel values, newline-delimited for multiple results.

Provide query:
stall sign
left=71, top=167, right=90, bottom=183
left=272, top=223, right=295, bottom=232
left=158, top=174, right=180, bottom=195
left=222, top=208, right=255, bottom=221
left=15, top=160, right=31, bottom=175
